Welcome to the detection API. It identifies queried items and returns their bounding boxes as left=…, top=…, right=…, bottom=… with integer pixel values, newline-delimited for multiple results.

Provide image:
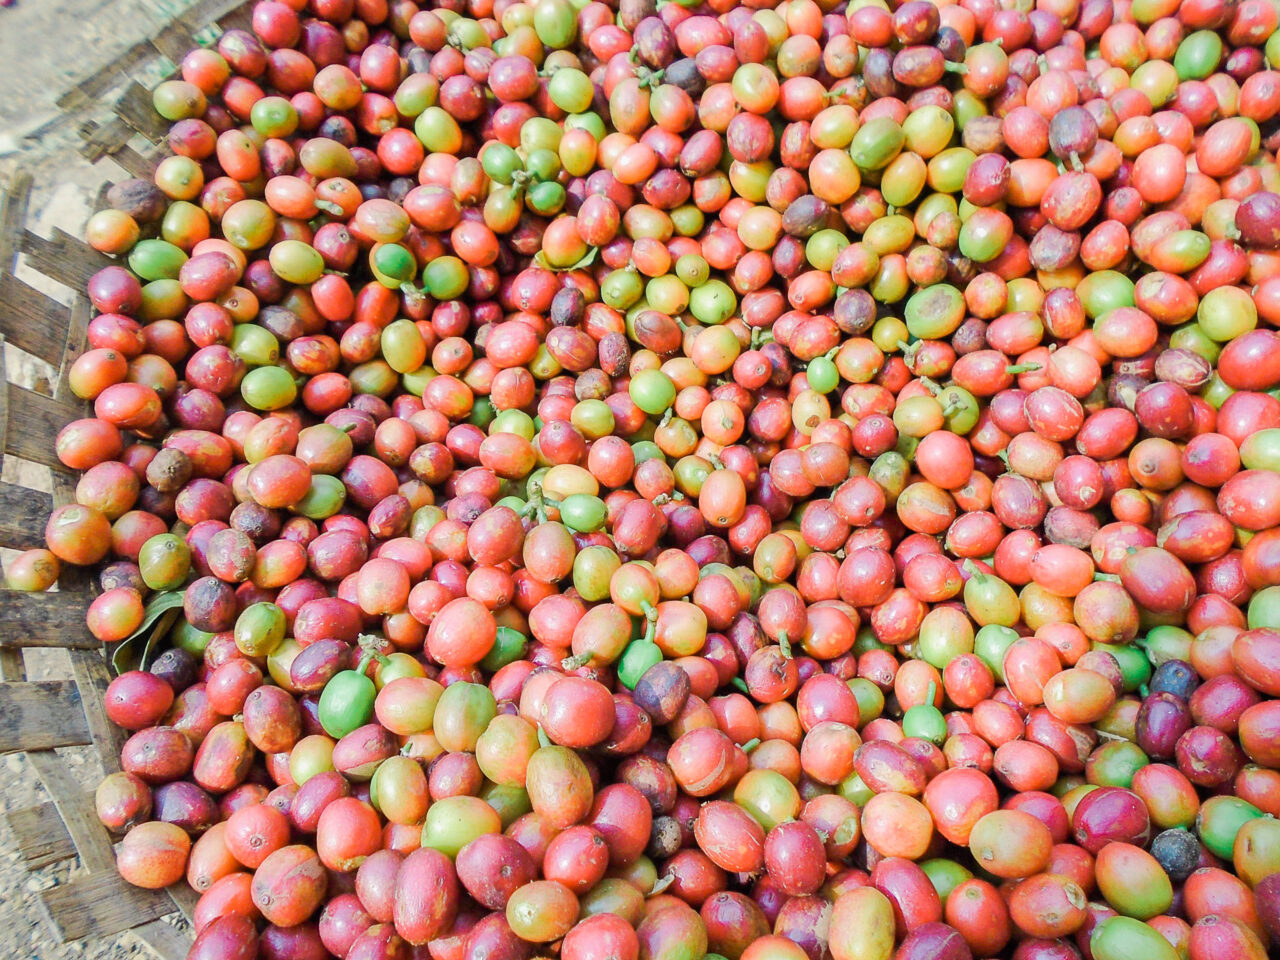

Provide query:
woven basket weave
left=0, top=2, right=264, bottom=955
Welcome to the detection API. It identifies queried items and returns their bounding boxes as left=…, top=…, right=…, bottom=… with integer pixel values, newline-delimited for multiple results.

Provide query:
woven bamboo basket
left=0, top=2, right=272, bottom=956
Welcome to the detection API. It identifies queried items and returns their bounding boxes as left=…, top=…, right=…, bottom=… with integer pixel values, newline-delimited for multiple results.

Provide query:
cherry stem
left=356, top=634, right=389, bottom=667
left=643, top=617, right=657, bottom=646
left=522, top=481, right=552, bottom=523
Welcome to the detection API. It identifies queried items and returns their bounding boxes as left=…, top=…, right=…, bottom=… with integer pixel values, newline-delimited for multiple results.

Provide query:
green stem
left=400, top=283, right=427, bottom=311
left=521, top=481, right=559, bottom=523
left=356, top=634, right=390, bottom=668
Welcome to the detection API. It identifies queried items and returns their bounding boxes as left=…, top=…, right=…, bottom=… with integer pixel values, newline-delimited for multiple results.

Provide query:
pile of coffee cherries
left=9, top=0, right=1280, bottom=956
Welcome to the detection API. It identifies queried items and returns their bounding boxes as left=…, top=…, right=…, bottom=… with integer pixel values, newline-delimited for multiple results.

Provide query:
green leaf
left=567, top=246, right=599, bottom=271
left=532, top=246, right=598, bottom=273
left=109, top=590, right=186, bottom=675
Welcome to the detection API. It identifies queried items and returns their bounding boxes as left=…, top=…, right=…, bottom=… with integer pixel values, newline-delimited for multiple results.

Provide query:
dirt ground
left=1, top=4, right=207, bottom=959
left=0, top=0, right=197, bottom=152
